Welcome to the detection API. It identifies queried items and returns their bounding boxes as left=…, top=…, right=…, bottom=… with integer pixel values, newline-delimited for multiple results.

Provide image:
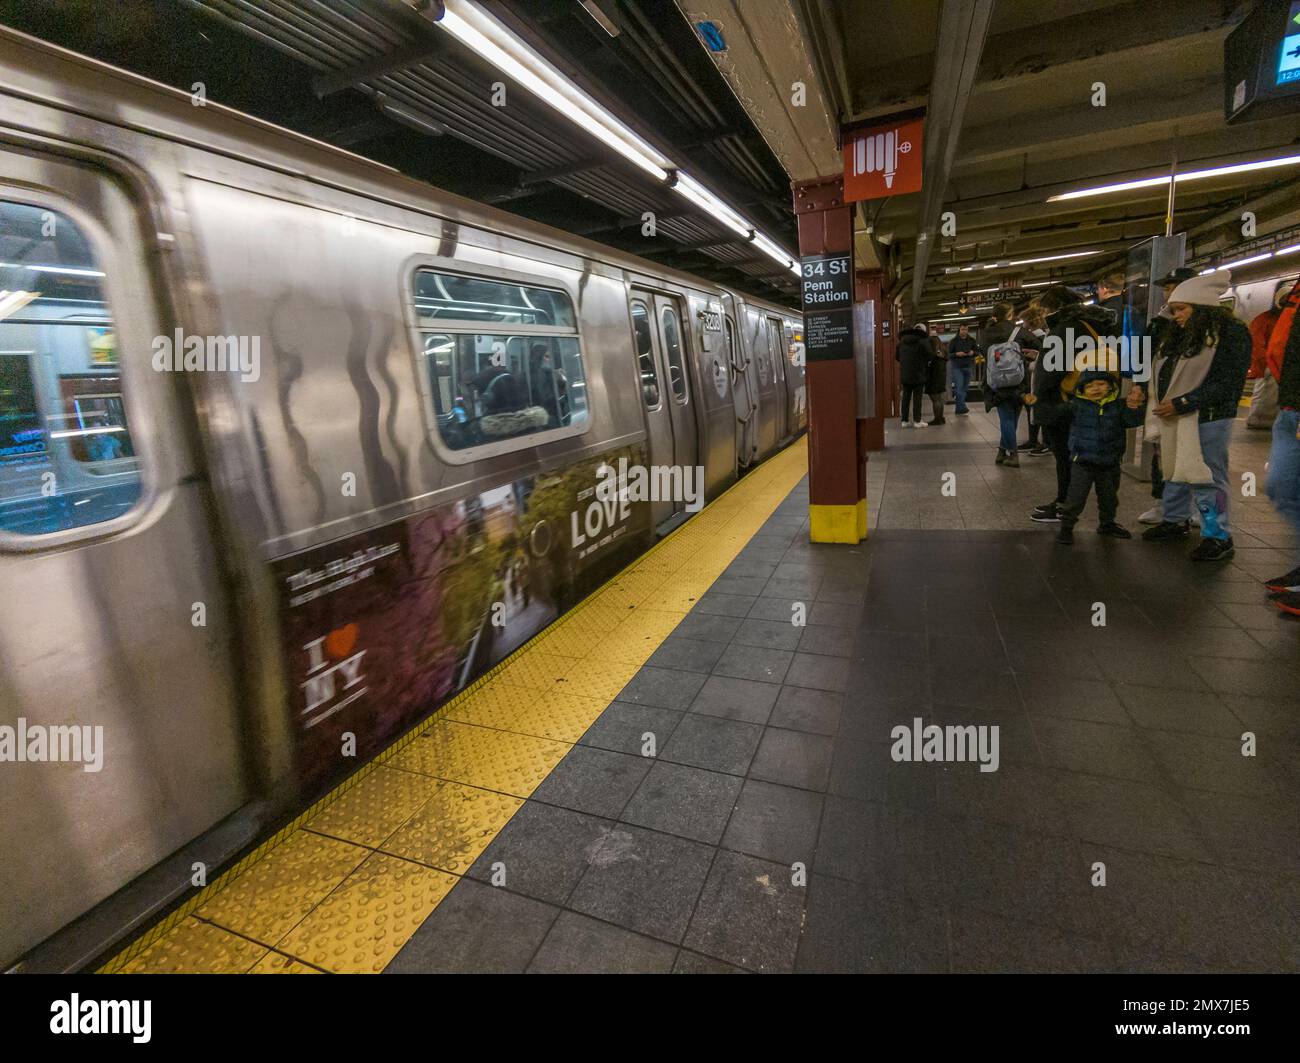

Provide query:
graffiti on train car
left=272, top=444, right=650, bottom=789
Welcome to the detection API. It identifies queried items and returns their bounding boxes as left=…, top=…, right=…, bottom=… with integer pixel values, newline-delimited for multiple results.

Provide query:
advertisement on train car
left=271, top=444, right=649, bottom=790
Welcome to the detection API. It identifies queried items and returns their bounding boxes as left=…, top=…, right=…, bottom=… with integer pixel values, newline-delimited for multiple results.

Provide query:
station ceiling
left=686, top=0, right=1300, bottom=319
left=4, top=1, right=1297, bottom=321
left=0, top=0, right=802, bottom=303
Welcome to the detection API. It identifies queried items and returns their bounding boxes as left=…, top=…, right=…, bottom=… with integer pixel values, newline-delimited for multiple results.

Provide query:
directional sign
left=843, top=116, right=924, bottom=202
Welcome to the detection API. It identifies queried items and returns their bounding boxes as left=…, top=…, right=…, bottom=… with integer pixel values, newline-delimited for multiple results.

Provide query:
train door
left=0, top=150, right=247, bottom=964
left=652, top=294, right=698, bottom=477
left=766, top=315, right=789, bottom=443
left=629, top=290, right=675, bottom=526
left=724, top=306, right=757, bottom=468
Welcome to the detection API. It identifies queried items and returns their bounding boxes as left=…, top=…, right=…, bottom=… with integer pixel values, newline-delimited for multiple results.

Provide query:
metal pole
left=1164, top=140, right=1178, bottom=237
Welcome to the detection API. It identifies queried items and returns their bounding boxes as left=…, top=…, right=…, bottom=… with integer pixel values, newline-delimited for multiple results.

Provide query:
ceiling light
left=1221, top=251, right=1274, bottom=269
left=943, top=250, right=1099, bottom=273
left=1277, top=243, right=1300, bottom=256
left=438, top=0, right=670, bottom=180
left=1047, top=153, right=1300, bottom=202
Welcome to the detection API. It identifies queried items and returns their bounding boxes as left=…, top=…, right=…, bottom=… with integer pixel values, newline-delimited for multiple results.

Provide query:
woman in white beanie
left=1137, top=269, right=1252, bottom=560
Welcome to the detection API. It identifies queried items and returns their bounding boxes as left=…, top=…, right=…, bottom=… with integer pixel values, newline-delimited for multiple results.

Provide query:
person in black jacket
left=1028, top=286, right=1116, bottom=523
left=1138, top=267, right=1198, bottom=524
left=896, top=324, right=932, bottom=428
left=925, top=332, right=949, bottom=425
left=1055, top=371, right=1145, bottom=544
left=1136, top=270, right=1251, bottom=562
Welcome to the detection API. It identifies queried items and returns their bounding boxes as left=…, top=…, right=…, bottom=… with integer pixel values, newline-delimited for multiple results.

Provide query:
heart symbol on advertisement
left=324, top=622, right=359, bottom=659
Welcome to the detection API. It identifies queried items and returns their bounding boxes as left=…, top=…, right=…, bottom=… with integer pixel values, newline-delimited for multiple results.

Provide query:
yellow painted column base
left=809, top=500, right=866, bottom=543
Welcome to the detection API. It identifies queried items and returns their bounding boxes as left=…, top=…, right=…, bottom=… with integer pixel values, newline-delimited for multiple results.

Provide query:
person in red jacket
left=1264, top=286, right=1300, bottom=615
left=1246, top=282, right=1290, bottom=429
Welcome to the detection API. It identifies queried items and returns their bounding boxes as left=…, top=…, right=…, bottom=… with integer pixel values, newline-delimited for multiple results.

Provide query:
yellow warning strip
left=102, top=438, right=808, bottom=974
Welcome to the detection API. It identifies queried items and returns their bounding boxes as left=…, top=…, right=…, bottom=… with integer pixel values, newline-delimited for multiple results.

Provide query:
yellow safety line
left=101, top=438, right=809, bottom=974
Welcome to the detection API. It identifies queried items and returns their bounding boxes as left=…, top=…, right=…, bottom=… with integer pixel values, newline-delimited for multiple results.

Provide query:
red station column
left=794, top=176, right=866, bottom=543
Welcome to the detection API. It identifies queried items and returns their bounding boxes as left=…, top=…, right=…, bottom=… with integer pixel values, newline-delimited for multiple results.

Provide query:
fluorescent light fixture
left=0, top=289, right=39, bottom=321
left=434, top=2, right=799, bottom=282
left=1221, top=251, right=1274, bottom=270
left=1277, top=243, right=1300, bottom=256
left=966, top=286, right=1000, bottom=294
left=438, top=0, right=670, bottom=181
left=1022, top=280, right=1052, bottom=287
left=944, top=250, right=1099, bottom=273
left=674, top=172, right=752, bottom=238
left=0, top=262, right=106, bottom=277
left=938, top=300, right=958, bottom=306
left=1047, top=153, right=1300, bottom=202
left=578, top=0, right=620, bottom=36
left=1199, top=267, right=1217, bottom=275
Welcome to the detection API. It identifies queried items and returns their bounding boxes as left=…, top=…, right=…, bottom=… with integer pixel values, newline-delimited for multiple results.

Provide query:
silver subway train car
left=0, top=28, right=806, bottom=969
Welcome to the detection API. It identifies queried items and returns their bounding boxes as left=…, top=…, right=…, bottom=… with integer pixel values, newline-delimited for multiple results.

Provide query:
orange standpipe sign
left=843, top=116, right=924, bottom=201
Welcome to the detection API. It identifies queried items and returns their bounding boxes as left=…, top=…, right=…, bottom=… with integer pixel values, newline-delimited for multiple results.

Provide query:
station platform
left=105, top=412, right=1299, bottom=975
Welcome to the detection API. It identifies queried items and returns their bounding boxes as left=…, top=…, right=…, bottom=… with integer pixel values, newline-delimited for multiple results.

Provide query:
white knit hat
left=1167, top=268, right=1230, bottom=307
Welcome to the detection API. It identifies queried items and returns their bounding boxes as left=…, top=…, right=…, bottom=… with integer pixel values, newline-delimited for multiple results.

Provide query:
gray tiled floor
left=388, top=409, right=1300, bottom=974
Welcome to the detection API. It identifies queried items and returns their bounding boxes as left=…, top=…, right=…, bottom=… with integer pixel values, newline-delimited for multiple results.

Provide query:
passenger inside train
left=0, top=0, right=1298, bottom=1024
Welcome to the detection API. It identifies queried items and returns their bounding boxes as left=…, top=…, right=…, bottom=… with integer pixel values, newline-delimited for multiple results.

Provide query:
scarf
left=1146, top=341, right=1215, bottom=485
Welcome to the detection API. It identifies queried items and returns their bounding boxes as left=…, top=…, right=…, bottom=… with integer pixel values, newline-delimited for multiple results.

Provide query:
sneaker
left=914, top=420, right=928, bottom=428
left=901, top=420, right=912, bottom=428
left=1275, top=591, right=1300, bottom=616
left=1003, top=453, right=1020, bottom=468
left=955, top=409, right=970, bottom=416
left=1142, top=520, right=1191, bottom=542
left=1264, top=566, right=1300, bottom=593
left=1098, top=522, right=1132, bottom=539
left=1016, top=441, right=1035, bottom=451
left=1029, top=445, right=1051, bottom=456
left=1030, top=503, right=1060, bottom=524
left=995, top=449, right=1006, bottom=465
left=929, top=418, right=947, bottom=426
left=1056, top=526, right=1074, bottom=544
left=1138, top=505, right=1164, bottom=525
left=1189, top=536, right=1235, bottom=562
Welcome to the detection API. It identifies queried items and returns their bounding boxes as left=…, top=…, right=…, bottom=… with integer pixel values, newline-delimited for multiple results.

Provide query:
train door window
left=755, top=317, right=770, bottom=382
left=660, top=305, right=688, bottom=403
left=630, top=299, right=661, bottom=407
left=766, top=318, right=784, bottom=385
left=412, top=269, right=587, bottom=455
left=0, top=201, right=141, bottom=535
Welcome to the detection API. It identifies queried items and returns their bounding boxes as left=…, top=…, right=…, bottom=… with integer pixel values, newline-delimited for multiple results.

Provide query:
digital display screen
left=1278, top=1, right=1300, bottom=86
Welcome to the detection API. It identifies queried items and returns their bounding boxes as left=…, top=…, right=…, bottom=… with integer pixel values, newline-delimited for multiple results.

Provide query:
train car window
left=0, top=201, right=141, bottom=535
left=630, top=299, right=661, bottom=408
left=755, top=318, right=770, bottom=381
left=413, top=269, right=587, bottom=452
left=661, top=305, right=688, bottom=403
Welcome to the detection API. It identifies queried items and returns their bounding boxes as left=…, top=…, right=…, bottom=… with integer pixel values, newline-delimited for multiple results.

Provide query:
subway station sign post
left=794, top=176, right=864, bottom=544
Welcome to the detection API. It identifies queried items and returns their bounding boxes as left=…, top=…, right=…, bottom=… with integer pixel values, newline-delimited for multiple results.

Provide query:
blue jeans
left=952, top=361, right=972, bottom=413
left=996, top=403, right=1019, bottom=451
left=1161, top=417, right=1234, bottom=540
left=1266, top=409, right=1300, bottom=564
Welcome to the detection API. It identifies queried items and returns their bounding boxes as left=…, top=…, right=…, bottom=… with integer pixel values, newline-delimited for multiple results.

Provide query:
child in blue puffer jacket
left=1056, top=370, right=1146, bottom=544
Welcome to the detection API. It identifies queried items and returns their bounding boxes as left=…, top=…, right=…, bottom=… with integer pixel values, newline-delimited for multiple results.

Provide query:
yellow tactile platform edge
left=101, top=438, right=808, bottom=974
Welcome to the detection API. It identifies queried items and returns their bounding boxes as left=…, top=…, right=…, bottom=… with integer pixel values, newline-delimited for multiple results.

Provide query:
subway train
left=0, top=28, right=805, bottom=969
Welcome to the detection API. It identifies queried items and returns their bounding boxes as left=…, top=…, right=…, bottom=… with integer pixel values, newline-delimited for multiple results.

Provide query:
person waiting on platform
left=946, top=323, right=978, bottom=415
left=1015, top=303, right=1048, bottom=455
left=1134, top=270, right=1251, bottom=562
left=981, top=301, right=1031, bottom=467
left=1054, top=370, right=1145, bottom=544
left=1262, top=277, right=1300, bottom=615
left=1138, top=267, right=1198, bottom=526
left=897, top=323, right=933, bottom=429
left=1028, top=285, right=1114, bottom=525
left=925, top=328, right=948, bottom=425
left=1245, top=281, right=1291, bottom=431
left=1095, top=270, right=1126, bottom=332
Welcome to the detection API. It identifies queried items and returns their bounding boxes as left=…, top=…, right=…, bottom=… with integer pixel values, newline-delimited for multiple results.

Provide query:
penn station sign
left=800, top=252, right=853, bottom=362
